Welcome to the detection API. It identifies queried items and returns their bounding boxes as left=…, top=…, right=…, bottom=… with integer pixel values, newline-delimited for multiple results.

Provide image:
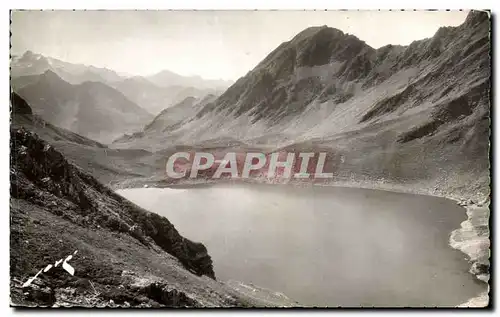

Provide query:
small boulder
left=23, top=283, right=55, bottom=306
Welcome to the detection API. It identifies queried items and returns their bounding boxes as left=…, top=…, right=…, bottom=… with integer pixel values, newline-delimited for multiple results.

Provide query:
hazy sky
left=11, top=10, right=469, bottom=80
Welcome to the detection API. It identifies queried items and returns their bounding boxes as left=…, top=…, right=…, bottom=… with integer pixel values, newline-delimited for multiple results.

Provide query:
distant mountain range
left=10, top=51, right=234, bottom=142
left=12, top=70, right=153, bottom=143
left=146, top=70, right=232, bottom=90
left=11, top=50, right=125, bottom=85
left=10, top=51, right=233, bottom=115
left=109, top=76, right=223, bottom=116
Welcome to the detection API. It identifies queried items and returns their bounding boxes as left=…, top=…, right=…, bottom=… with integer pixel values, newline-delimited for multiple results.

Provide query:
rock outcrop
left=10, top=126, right=215, bottom=279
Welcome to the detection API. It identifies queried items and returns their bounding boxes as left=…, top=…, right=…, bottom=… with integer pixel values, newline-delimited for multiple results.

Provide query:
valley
left=9, top=10, right=491, bottom=308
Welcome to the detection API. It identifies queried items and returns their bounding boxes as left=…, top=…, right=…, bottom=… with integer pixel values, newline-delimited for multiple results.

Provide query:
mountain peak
left=291, top=25, right=371, bottom=68
left=289, top=25, right=339, bottom=44
left=464, top=10, right=490, bottom=27
left=19, top=50, right=44, bottom=62
left=21, top=50, right=34, bottom=58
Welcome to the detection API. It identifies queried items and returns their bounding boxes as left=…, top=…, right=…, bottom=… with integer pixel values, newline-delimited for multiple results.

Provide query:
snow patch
left=449, top=202, right=490, bottom=307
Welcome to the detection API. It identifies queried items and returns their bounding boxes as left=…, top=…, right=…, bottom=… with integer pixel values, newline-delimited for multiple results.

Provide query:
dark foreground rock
left=11, top=127, right=215, bottom=279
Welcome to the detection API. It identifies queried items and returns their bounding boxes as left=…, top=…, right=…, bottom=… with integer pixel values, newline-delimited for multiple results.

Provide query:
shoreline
left=114, top=177, right=490, bottom=307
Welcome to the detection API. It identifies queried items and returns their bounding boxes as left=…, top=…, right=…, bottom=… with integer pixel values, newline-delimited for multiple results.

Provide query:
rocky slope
left=9, top=96, right=297, bottom=308
left=10, top=91, right=172, bottom=188
left=113, top=94, right=219, bottom=151
left=12, top=70, right=153, bottom=143
left=114, top=11, right=491, bottom=200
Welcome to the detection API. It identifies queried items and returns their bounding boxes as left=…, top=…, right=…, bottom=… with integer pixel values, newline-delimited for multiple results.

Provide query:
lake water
left=117, top=184, right=486, bottom=307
